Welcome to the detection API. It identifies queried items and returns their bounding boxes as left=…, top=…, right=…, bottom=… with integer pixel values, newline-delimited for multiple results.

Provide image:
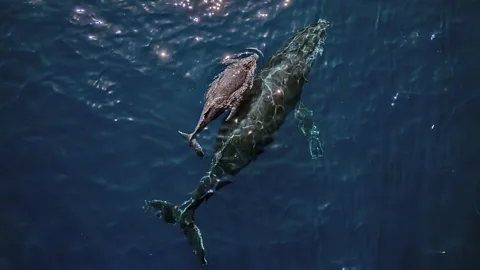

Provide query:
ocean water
left=1, top=0, right=479, bottom=269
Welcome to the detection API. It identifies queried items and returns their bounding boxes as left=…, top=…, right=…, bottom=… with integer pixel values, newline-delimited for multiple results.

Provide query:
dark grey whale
left=145, top=19, right=329, bottom=265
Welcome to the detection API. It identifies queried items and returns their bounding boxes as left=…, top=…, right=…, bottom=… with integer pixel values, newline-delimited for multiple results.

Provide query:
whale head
left=270, top=19, right=329, bottom=69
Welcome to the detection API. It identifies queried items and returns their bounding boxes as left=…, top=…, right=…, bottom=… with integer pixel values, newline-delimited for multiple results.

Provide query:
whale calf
left=145, top=19, right=329, bottom=265
left=178, top=51, right=260, bottom=157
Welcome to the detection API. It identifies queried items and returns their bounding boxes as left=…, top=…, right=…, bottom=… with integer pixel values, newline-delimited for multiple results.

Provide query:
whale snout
left=316, top=18, right=330, bottom=29
left=300, top=19, right=329, bottom=66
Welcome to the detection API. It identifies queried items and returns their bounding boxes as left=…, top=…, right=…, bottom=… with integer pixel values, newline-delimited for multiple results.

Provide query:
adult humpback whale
left=145, top=19, right=329, bottom=265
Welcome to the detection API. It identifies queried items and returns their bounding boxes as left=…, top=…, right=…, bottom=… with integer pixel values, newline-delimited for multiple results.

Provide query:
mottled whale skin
left=178, top=52, right=259, bottom=158
left=146, top=19, right=329, bottom=266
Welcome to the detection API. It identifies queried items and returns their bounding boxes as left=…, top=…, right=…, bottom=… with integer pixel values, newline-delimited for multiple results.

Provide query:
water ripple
left=1, top=0, right=472, bottom=269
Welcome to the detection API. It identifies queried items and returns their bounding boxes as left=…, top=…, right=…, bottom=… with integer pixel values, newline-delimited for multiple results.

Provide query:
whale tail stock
left=145, top=199, right=208, bottom=266
left=145, top=174, right=231, bottom=266
left=178, top=130, right=205, bottom=157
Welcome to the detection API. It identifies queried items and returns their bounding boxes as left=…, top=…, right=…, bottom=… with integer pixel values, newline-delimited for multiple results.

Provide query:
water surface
left=1, top=0, right=479, bottom=269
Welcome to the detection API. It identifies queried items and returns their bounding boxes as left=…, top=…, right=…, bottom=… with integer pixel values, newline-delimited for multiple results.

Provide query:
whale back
left=205, top=53, right=259, bottom=103
left=208, top=20, right=329, bottom=178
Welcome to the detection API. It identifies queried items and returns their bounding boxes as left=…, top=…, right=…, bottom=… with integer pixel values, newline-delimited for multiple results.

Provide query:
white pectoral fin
left=295, top=101, right=324, bottom=159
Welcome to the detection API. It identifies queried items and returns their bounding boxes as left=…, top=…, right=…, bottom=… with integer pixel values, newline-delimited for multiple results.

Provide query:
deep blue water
left=1, top=0, right=479, bottom=269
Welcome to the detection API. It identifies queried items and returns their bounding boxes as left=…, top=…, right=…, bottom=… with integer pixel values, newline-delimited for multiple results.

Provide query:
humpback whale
left=178, top=51, right=260, bottom=157
left=145, top=19, right=329, bottom=265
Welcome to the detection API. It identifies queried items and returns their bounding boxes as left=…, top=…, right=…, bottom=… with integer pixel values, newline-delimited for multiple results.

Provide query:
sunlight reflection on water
left=62, top=0, right=296, bottom=120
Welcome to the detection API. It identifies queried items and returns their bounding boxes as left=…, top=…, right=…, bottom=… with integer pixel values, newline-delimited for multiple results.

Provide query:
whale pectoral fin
left=225, top=105, right=238, bottom=122
left=307, top=134, right=324, bottom=159
left=225, top=95, right=244, bottom=122
left=294, top=101, right=324, bottom=159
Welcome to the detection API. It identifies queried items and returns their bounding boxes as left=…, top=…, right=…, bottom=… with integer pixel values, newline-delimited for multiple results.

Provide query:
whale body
left=178, top=52, right=260, bottom=158
left=146, top=19, right=329, bottom=266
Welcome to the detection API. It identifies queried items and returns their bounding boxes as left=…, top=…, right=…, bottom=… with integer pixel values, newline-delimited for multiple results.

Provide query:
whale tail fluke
left=145, top=199, right=208, bottom=266
left=178, top=130, right=205, bottom=158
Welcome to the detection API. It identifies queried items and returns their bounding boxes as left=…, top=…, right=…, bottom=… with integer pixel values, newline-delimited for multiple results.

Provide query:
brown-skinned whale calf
left=145, top=19, right=329, bottom=265
left=178, top=51, right=260, bottom=157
